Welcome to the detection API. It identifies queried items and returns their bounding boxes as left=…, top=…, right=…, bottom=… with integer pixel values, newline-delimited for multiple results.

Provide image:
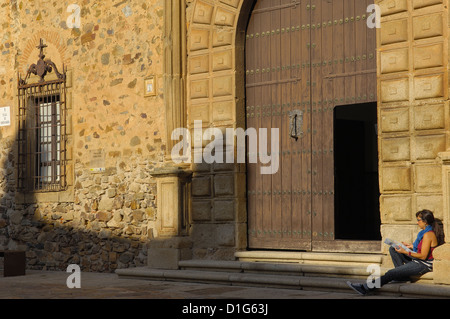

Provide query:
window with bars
left=17, top=80, right=67, bottom=192
left=36, top=95, right=62, bottom=186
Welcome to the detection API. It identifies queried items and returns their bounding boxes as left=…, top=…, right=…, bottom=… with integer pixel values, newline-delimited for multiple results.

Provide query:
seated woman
left=347, top=209, right=445, bottom=296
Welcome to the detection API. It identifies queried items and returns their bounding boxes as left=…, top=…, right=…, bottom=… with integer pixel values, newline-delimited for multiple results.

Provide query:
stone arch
left=185, top=0, right=256, bottom=258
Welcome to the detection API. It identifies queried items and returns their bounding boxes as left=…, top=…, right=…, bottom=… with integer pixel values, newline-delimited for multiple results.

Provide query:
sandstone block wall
left=376, top=0, right=449, bottom=261
left=185, top=0, right=252, bottom=259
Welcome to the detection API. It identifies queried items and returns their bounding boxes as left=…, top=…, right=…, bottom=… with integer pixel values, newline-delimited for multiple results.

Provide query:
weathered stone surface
left=213, top=200, right=234, bottom=221
left=147, top=247, right=181, bottom=270
left=380, top=195, right=412, bottom=223
left=215, top=224, right=235, bottom=247
left=192, top=176, right=211, bottom=196
left=213, top=175, right=234, bottom=196
left=130, top=136, right=141, bottom=146
left=98, top=197, right=114, bottom=211
left=191, top=200, right=211, bottom=221
left=96, top=211, right=112, bottom=222
left=101, top=53, right=110, bottom=65
left=9, top=210, right=23, bottom=225
left=433, top=244, right=450, bottom=285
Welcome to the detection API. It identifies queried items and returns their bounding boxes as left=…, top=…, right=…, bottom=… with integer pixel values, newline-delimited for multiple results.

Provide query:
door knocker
left=288, top=110, right=303, bottom=140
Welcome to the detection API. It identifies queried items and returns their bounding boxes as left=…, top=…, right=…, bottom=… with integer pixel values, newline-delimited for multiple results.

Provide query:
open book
left=384, top=238, right=413, bottom=253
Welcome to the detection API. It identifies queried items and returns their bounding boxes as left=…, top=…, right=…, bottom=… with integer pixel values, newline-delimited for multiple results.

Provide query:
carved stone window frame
left=16, top=38, right=74, bottom=202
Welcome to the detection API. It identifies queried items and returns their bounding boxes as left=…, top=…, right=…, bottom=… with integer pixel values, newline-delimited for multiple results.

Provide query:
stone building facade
left=0, top=0, right=167, bottom=271
left=0, top=0, right=449, bottom=282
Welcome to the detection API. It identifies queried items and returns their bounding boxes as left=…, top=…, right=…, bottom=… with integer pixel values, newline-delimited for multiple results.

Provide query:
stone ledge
left=179, top=259, right=375, bottom=278
left=115, top=266, right=450, bottom=298
left=163, top=258, right=434, bottom=284
left=149, top=166, right=192, bottom=178
left=234, top=250, right=384, bottom=266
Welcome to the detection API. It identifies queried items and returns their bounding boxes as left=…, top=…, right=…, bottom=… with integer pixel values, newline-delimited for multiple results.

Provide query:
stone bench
left=0, top=250, right=26, bottom=277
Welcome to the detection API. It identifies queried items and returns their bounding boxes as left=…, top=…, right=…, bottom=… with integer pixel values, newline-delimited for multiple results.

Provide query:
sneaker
left=346, top=281, right=370, bottom=296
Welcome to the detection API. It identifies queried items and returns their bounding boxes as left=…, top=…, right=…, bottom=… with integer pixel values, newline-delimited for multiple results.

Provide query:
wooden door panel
left=247, top=0, right=312, bottom=250
left=260, top=4, right=273, bottom=246
left=246, top=1, right=262, bottom=245
left=246, top=0, right=377, bottom=250
left=297, top=0, right=312, bottom=243
left=280, top=2, right=292, bottom=244
left=310, top=0, right=323, bottom=241
left=270, top=3, right=282, bottom=246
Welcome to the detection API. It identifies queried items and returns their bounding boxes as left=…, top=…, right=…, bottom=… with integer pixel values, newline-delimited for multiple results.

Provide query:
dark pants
left=378, top=247, right=431, bottom=287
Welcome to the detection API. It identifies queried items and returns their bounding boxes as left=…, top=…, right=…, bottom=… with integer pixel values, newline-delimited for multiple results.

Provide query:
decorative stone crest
left=19, top=38, right=66, bottom=86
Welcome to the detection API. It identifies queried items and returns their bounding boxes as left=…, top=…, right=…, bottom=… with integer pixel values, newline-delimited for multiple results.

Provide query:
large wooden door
left=246, top=0, right=376, bottom=250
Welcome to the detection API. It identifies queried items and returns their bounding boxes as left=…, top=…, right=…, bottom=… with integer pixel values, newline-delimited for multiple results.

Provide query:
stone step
left=179, top=259, right=379, bottom=279
left=234, top=251, right=434, bottom=282
left=235, top=251, right=384, bottom=267
left=115, top=265, right=448, bottom=298
left=116, top=266, right=360, bottom=290
left=118, top=249, right=435, bottom=297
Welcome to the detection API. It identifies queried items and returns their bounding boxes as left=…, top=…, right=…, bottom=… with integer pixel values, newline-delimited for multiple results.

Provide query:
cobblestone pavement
left=0, top=270, right=409, bottom=299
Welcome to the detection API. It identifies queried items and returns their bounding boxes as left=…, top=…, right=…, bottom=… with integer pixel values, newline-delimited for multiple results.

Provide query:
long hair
left=416, top=210, right=445, bottom=246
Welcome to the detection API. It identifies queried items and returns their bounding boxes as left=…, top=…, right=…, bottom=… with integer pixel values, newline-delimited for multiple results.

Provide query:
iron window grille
left=17, top=39, right=67, bottom=192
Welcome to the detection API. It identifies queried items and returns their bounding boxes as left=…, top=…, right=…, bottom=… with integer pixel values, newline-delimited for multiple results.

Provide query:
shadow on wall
left=0, top=125, right=157, bottom=273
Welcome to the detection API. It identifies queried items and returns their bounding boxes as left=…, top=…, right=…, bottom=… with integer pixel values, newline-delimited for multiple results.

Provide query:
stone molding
left=163, top=0, right=187, bottom=161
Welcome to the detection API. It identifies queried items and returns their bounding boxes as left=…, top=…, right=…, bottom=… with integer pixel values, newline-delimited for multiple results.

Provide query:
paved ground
left=0, top=270, right=408, bottom=299
left=2, top=270, right=433, bottom=319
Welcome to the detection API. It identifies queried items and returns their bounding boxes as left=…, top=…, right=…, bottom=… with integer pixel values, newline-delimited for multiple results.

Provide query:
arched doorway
left=245, top=0, right=380, bottom=251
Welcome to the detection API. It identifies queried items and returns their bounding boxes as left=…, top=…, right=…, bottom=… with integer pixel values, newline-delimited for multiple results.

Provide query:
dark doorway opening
left=334, top=103, right=381, bottom=240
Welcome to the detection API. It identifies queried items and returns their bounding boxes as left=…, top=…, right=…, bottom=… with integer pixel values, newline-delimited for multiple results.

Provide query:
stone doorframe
left=160, top=0, right=450, bottom=280
left=162, top=0, right=256, bottom=259
left=164, top=0, right=450, bottom=265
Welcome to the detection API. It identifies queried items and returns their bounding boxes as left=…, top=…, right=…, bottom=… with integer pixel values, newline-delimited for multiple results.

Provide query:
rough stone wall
left=0, top=136, right=15, bottom=243
left=0, top=0, right=166, bottom=271
left=376, top=0, right=449, bottom=263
